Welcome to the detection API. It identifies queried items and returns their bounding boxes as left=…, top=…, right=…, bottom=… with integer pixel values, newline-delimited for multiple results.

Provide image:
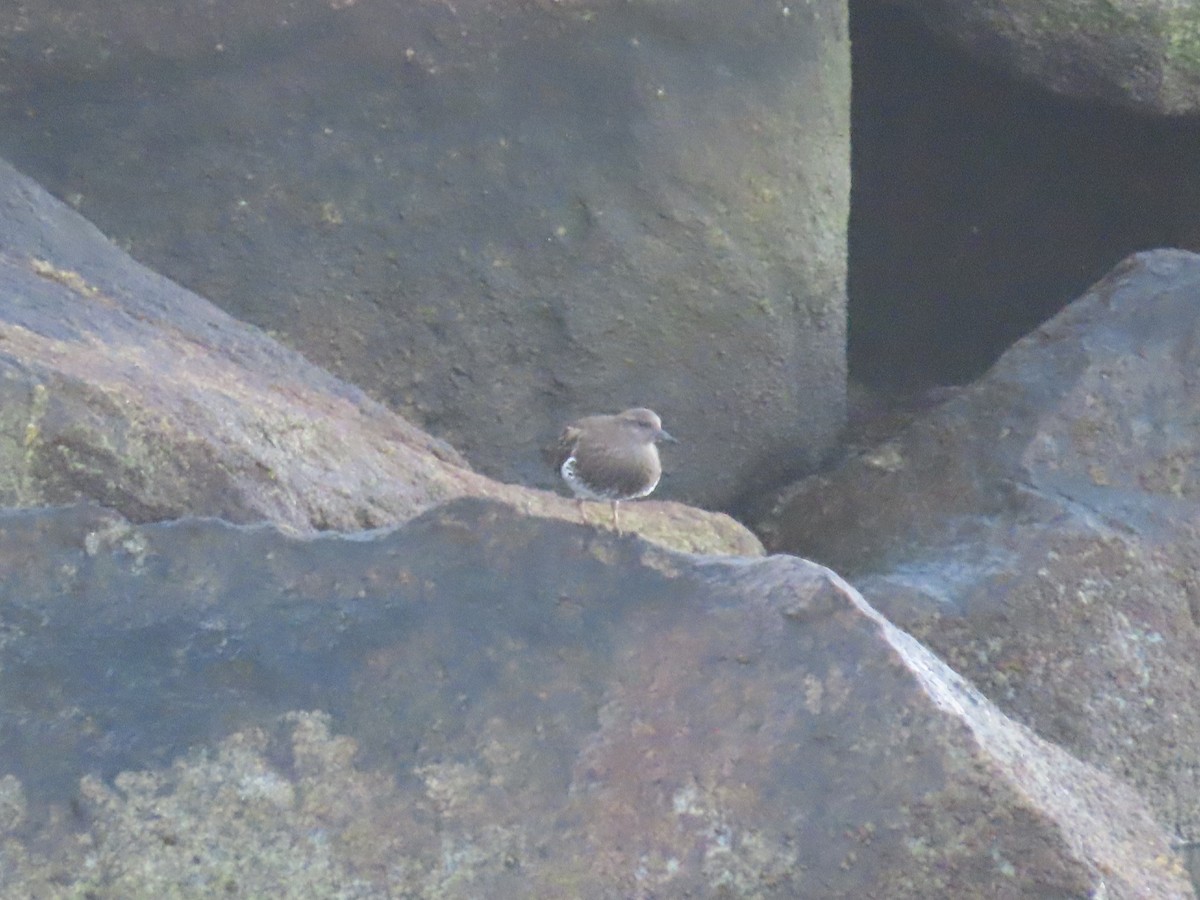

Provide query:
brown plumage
left=550, top=407, right=677, bottom=532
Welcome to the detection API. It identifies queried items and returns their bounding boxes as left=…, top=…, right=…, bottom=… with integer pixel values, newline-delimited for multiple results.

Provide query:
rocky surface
left=758, top=249, right=1200, bottom=881
left=0, top=499, right=1188, bottom=898
left=0, top=155, right=476, bottom=531
left=0, top=157, right=758, bottom=556
left=0, top=0, right=850, bottom=510
left=0, top=4, right=1196, bottom=894
left=879, top=0, right=1200, bottom=114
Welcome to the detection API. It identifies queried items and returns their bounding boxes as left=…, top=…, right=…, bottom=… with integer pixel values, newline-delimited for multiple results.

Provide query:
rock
left=0, top=155, right=479, bottom=531
left=757, top=249, right=1200, bottom=879
left=878, top=0, right=1200, bottom=114
left=0, top=0, right=850, bottom=509
left=0, top=499, right=1188, bottom=896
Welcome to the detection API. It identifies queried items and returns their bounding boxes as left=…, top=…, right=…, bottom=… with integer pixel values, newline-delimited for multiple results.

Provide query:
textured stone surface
left=880, top=0, right=1200, bottom=113
left=0, top=499, right=1188, bottom=897
left=758, top=249, right=1200, bottom=879
left=0, top=0, right=850, bottom=509
left=0, top=155, right=476, bottom=531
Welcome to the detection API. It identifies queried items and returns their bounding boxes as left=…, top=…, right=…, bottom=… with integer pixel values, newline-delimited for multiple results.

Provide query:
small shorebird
left=550, top=407, right=677, bottom=532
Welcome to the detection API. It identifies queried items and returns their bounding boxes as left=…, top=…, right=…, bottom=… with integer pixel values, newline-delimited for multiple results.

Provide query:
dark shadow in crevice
left=849, top=0, right=1200, bottom=393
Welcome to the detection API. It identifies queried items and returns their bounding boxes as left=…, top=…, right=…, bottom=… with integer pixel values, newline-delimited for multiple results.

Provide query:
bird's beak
left=658, top=429, right=678, bottom=444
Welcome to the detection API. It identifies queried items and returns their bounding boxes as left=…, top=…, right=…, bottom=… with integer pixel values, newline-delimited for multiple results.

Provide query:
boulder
left=0, top=499, right=1187, bottom=897
left=758, top=249, right=1200, bottom=879
left=0, top=155, right=475, bottom=531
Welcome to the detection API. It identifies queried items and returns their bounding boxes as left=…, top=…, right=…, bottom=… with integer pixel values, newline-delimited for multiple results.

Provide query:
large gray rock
left=758, top=249, right=1200, bottom=879
left=880, top=0, right=1200, bottom=113
left=0, top=499, right=1188, bottom=897
left=0, top=0, right=850, bottom=509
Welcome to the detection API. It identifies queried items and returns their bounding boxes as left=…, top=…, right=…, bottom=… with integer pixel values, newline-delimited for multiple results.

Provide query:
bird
left=550, top=407, right=678, bottom=533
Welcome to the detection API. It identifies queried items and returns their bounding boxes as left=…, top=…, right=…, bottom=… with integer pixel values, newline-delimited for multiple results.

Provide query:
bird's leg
left=611, top=500, right=620, bottom=534
left=576, top=497, right=588, bottom=526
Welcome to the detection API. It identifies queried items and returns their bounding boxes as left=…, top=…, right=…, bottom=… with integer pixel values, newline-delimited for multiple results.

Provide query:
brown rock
left=0, top=156, right=478, bottom=531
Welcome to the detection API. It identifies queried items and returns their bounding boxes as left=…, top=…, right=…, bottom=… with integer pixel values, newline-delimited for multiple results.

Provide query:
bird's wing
left=544, top=424, right=581, bottom=471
